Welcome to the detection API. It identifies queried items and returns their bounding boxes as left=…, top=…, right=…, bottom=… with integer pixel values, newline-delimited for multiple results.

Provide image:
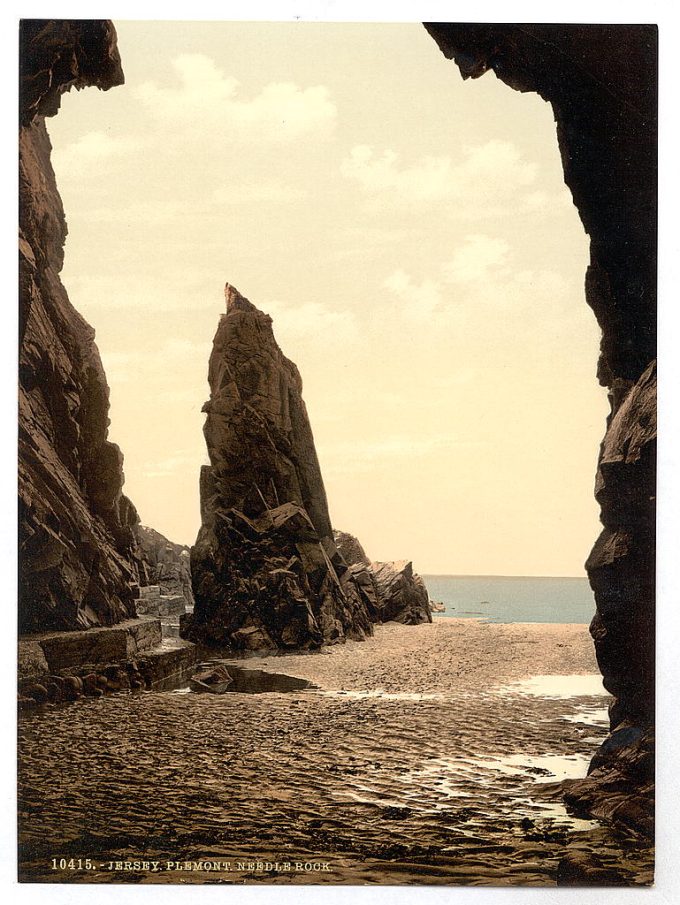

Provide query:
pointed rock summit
left=184, top=284, right=375, bottom=649
left=184, top=283, right=432, bottom=650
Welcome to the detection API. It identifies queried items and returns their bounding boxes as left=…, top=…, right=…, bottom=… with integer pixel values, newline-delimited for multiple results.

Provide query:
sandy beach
left=18, top=618, right=653, bottom=885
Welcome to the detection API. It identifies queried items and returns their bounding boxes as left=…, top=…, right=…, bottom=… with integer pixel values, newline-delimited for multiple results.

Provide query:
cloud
left=383, top=270, right=445, bottom=322
left=53, top=131, right=140, bottom=170
left=265, top=299, right=359, bottom=346
left=142, top=452, right=202, bottom=479
left=319, top=435, right=486, bottom=475
left=340, top=140, right=537, bottom=205
left=134, top=53, right=336, bottom=141
left=212, top=181, right=308, bottom=205
left=382, top=234, right=580, bottom=335
left=99, top=339, right=211, bottom=387
left=75, top=199, right=184, bottom=226
left=442, top=234, right=510, bottom=284
left=62, top=268, right=221, bottom=313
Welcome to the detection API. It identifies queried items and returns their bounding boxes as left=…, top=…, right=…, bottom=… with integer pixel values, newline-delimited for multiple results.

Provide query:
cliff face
left=19, top=20, right=141, bottom=631
left=186, top=285, right=373, bottom=649
left=424, top=23, right=656, bottom=830
left=135, top=525, right=195, bottom=606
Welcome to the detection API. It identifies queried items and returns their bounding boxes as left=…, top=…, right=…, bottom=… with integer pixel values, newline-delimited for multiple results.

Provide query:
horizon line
left=420, top=573, right=589, bottom=580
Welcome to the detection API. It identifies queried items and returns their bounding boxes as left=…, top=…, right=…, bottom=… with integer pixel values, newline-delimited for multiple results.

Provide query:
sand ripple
left=18, top=620, right=653, bottom=885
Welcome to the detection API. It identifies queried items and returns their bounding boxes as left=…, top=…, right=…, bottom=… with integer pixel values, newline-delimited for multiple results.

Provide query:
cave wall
left=425, top=23, right=656, bottom=818
left=17, top=16, right=657, bottom=757
left=135, top=524, right=195, bottom=606
left=19, top=20, right=142, bottom=632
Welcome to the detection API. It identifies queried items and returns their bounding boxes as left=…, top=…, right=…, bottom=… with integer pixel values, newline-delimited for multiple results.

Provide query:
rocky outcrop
left=586, top=361, right=656, bottom=729
left=334, top=530, right=432, bottom=625
left=371, top=561, right=432, bottom=625
left=20, top=20, right=123, bottom=126
left=19, top=20, right=142, bottom=632
left=564, top=727, right=654, bottom=837
left=185, top=285, right=374, bottom=650
left=135, top=524, right=195, bottom=607
left=333, top=530, right=371, bottom=568
left=424, top=24, right=656, bottom=833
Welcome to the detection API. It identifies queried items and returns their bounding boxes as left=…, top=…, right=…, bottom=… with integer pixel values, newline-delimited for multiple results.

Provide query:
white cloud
left=143, top=452, right=201, bottom=479
left=384, top=269, right=444, bottom=322
left=99, top=339, right=211, bottom=387
left=443, top=234, right=510, bottom=284
left=266, top=299, right=359, bottom=346
left=74, top=199, right=184, bottom=226
left=134, top=53, right=336, bottom=141
left=382, top=235, right=580, bottom=337
left=53, top=131, right=139, bottom=169
left=319, top=435, right=486, bottom=475
left=62, top=269, right=220, bottom=313
left=212, top=181, right=308, bottom=205
left=340, top=140, right=537, bottom=205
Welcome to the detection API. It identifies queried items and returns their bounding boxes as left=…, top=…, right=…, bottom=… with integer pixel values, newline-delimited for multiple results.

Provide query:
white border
left=3, top=3, right=679, bottom=904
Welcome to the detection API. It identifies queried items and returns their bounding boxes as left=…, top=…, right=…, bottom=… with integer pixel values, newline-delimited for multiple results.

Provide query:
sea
left=422, top=575, right=595, bottom=624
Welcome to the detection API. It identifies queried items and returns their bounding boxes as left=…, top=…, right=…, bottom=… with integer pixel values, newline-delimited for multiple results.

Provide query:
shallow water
left=17, top=629, right=651, bottom=886
left=562, top=705, right=610, bottom=726
left=168, top=662, right=314, bottom=695
left=424, top=575, right=595, bottom=624
left=495, top=673, right=608, bottom=699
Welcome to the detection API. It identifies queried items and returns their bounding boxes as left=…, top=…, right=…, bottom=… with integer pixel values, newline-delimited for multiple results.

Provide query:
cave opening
left=18, top=19, right=658, bottom=876
left=46, top=20, right=607, bottom=587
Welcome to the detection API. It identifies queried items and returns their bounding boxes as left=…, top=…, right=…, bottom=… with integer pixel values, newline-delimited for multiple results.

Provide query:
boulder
left=334, top=530, right=432, bottom=625
left=371, top=561, right=432, bottom=625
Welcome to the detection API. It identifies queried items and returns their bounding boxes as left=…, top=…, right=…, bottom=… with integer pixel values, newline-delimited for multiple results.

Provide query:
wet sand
left=17, top=618, right=654, bottom=885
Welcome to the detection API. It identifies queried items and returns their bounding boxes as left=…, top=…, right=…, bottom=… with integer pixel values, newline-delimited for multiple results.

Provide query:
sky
left=46, top=20, right=609, bottom=576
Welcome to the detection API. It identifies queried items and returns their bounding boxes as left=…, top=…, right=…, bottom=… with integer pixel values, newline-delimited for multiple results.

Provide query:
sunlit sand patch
left=562, top=705, right=609, bottom=726
left=494, top=674, right=608, bottom=698
left=512, top=796, right=600, bottom=832
left=480, top=752, right=592, bottom=782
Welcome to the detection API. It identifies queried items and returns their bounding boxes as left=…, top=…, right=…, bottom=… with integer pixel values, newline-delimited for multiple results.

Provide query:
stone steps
left=18, top=616, right=198, bottom=685
left=136, top=584, right=188, bottom=617
left=18, top=616, right=163, bottom=677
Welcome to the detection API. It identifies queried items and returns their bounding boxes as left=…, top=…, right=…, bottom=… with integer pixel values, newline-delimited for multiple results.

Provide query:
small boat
left=189, top=678, right=233, bottom=694
left=189, top=663, right=233, bottom=694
